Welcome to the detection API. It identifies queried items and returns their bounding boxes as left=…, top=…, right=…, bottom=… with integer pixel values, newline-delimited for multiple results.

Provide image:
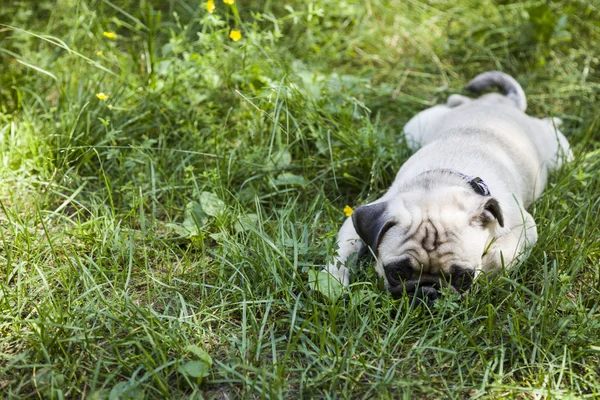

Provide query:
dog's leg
left=446, top=94, right=472, bottom=108
left=401, top=105, right=451, bottom=151
left=540, top=117, right=573, bottom=169
left=481, top=210, right=538, bottom=274
left=401, top=95, right=472, bottom=149
left=324, top=217, right=363, bottom=286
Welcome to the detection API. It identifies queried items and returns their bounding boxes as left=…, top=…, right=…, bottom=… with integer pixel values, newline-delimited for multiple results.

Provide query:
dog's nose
left=411, top=285, right=440, bottom=303
left=384, top=260, right=412, bottom=286
left=449, top=265, right=475, bottom=292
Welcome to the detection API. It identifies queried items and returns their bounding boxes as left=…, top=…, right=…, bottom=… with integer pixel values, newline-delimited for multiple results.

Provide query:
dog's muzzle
left=385, top=263, right=474, bottom=303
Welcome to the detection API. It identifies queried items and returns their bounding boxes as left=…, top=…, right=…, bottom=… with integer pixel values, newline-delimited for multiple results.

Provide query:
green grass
left=1, top=0, right=599, bottom=398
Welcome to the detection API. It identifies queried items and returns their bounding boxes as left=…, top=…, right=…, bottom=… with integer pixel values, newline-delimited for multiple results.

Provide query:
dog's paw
left=524, top=224, right=538, bottom=247
left=543, top=116, right=563, bottom=127
left=481, top=247, right=508, bottom=274
left=324, top=264, right=350, bottom=287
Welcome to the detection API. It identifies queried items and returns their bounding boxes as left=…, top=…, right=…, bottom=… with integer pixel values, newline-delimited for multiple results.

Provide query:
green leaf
left=200, top=192, right=225, bottom=216
left=182, top=201, right=208, bottom=236
left=109, top=382, right=144, bottom=400
left=179, top=346, right=212, bottom=380
left=234, top=213, right=259, bottom=233
left=308, top=269, right=344, bottom=300
left=185, top=345, right=213, bottom=367
left=267, top=149, right=292, bottom=168
left=297, top=71, right=326, bottom=101
left=86, top=390, right=107, bottom=400
left=178, top=360, right=211, bottom=379
left=167, top=200, right=214, bottom=238
left=273, top=173, right=306, bottom=186
left=165, top=222, right=192, bottom=237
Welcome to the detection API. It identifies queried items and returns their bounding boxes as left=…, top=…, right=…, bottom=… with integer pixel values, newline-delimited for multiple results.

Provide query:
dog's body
left=327, top=72, right=572, bottom=301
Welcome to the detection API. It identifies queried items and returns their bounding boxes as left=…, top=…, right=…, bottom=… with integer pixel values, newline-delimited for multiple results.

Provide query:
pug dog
left=326, top=71, right=572, bottom=302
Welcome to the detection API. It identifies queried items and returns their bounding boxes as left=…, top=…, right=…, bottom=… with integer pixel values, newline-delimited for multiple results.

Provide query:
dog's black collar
left=438, top=168, right=491, bottom=196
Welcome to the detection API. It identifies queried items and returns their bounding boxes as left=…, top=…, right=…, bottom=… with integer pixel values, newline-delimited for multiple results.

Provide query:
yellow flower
left=229, top=29, right=242, bottom=41
left=223, top=0, right=234, bottom=4
left=103, top=31, right=117, bottom=39
left=96, top=50, right=103, bottom=56
left=96, top=93, right=109, bottom=101
left=343, top=205, right=354, bottom=217
left=206, top=0, right=215, bottom=13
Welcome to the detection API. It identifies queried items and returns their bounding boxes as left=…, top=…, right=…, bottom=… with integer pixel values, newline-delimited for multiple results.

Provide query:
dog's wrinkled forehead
left=377, top=201, right=473, bottom=267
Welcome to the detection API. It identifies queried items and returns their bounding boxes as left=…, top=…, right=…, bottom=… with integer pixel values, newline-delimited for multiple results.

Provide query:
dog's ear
left=351, top=202, right=396, bottom=254
left=480, top=197, right=504, bottom=227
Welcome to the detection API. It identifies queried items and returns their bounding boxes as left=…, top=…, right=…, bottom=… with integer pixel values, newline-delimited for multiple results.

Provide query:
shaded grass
left=1, top=0, right=600, bottom=398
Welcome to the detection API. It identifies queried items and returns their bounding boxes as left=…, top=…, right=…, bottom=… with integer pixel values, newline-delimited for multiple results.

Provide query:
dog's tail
left=465, top=71, right=527, bottom=112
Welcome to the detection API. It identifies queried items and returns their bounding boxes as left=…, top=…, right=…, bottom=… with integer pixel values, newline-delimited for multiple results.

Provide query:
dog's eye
left=384, top=259, right=413, bottom=286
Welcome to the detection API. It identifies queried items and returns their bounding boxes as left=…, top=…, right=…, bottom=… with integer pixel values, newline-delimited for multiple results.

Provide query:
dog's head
left=352, top=186, right=503, bottom=302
